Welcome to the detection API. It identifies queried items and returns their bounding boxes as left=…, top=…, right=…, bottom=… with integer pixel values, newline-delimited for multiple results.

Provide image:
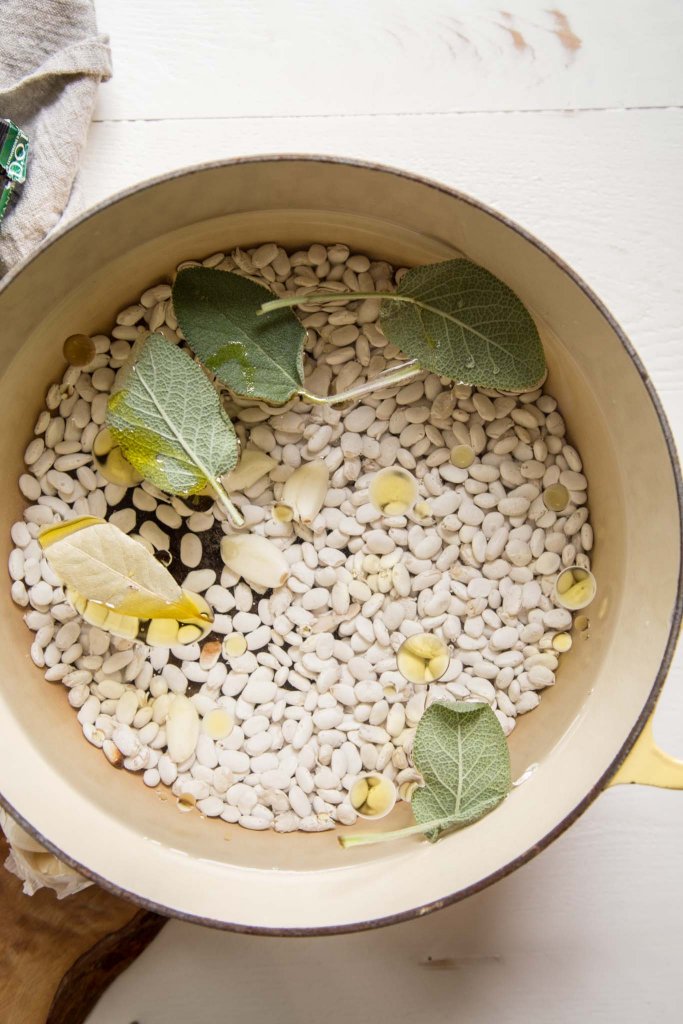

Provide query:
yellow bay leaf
left=39, top=518, right=213, bottom=645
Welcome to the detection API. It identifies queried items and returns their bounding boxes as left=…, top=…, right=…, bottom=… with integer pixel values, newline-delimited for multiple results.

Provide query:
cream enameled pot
left=0, top=157, right=681, bottom=934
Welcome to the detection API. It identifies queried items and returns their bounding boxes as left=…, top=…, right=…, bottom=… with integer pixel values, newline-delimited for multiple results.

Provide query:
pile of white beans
left=8, top=242, right=592, bottom=833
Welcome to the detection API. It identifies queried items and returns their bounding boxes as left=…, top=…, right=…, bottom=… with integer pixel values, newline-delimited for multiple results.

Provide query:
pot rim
left=1, top=153, right=681, bottom=936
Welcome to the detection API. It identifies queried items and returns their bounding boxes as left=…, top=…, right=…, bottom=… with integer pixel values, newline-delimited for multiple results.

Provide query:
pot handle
left=608, top=716, right=683, bottom=789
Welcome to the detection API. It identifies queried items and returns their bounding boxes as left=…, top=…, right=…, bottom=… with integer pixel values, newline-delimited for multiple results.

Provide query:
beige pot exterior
left=0, top=157, right=680, bottom=933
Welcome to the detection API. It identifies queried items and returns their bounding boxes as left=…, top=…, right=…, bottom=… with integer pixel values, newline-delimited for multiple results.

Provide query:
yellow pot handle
left=609, top=716, right=683, bottom=789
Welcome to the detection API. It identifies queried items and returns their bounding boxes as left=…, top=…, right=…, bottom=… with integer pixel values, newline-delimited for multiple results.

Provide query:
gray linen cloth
left=0, top=0, right=112, bottom=276
left=0, top=0, right=110, bottom=894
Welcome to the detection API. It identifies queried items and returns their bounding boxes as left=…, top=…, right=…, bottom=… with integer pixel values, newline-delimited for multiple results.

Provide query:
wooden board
left=0, top=838, right=164, bottom=1024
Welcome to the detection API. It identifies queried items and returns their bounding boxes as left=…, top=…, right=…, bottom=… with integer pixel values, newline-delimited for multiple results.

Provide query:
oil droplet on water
left=273, top=503, right=294, bottom=523
left=93, top=427, right=142, bottom=487
left=450, top=444, right=475, bottom=469
left=63, top=333, right=95, bottom=367
left=205, top=343, right=256, bottom=392
left=543, top=483, right=570, bottom=512
left=413, top=500, right=432, bottom=521
left=552, top=632, right=573, bottom=653
left=222, top=632, right=247, bottom=658
left=181, top=492, right=215, bottom=514
left=202, top=708, right=234, bottom=741
left=397, top=633, right=450, bottom=684
left=349, top=773, right=397, bottom=818
left=369, top=467, right=418, bottom=516
left=555, top=566, right=597, bottom=610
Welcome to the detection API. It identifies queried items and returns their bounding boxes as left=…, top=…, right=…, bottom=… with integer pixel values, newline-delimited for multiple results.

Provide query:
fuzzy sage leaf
left=259, top=258, right=546, bottom=394
left=381, top=260, right=545, bottom=392
left=339, top=700, right=511, bottom=849
left=411, top=700, right=511, bottom=841
left=106, top=333, right=243, bottom=525
left=173, top=267, right=305, bottom=404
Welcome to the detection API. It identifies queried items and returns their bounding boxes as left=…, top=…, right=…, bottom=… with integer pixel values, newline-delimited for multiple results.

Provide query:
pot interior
left=0, top=159, right=679, bottom=930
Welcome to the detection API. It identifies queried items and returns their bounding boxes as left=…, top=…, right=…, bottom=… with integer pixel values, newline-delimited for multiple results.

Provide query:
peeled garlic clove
left=220, top=534, right=290, bottom=590
left=166, top=695, right=200, bottom=764
left=0, top=809, right=48, bottom=854
left=222, top=448, right=276, bottom=492
left=282, top=461, right=329, bottom=525
left=0, top=809, right=91, bottom=897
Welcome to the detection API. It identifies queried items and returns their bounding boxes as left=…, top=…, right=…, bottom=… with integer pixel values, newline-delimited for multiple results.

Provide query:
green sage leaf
left=411, top=700, right=512, bottom=842
left=379, top=259, right=545, bottom=392
left=106, top=333, right=240, bottom=518
left=173, top=267, right=305, bottom=404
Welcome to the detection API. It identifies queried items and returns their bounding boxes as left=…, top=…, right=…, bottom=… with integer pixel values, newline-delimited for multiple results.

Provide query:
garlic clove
left=0, top=809, right=91, bottom=897
left=220, top=534, right=290, bottom=590
left=0, top=809, right=48, bottom=854
left=282, top=461, right=329, bottom=525
left=166, top=694, right=200, bottom=764
left=222, top=448, right=276, bottom=492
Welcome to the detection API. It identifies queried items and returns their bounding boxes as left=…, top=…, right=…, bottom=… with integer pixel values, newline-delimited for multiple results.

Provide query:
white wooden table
left=82, top=2, right=683, bottom=1020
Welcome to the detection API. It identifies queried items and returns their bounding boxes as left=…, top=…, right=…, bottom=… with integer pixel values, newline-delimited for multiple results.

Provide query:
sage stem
left=338, top=817, right=451, bottom=849
left=210, top=477, right=245, bottom=528
left=299, top=360, right=421, bottom=407
left=257, top=291, right=410, bottom=316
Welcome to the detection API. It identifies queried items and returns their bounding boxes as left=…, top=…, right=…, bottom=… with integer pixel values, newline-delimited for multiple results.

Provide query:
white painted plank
left=88, top=723, right=683, bottom=1024
left=77, top=108, right=683, bottom=440
left=93, top=0, right=683, bottom=121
